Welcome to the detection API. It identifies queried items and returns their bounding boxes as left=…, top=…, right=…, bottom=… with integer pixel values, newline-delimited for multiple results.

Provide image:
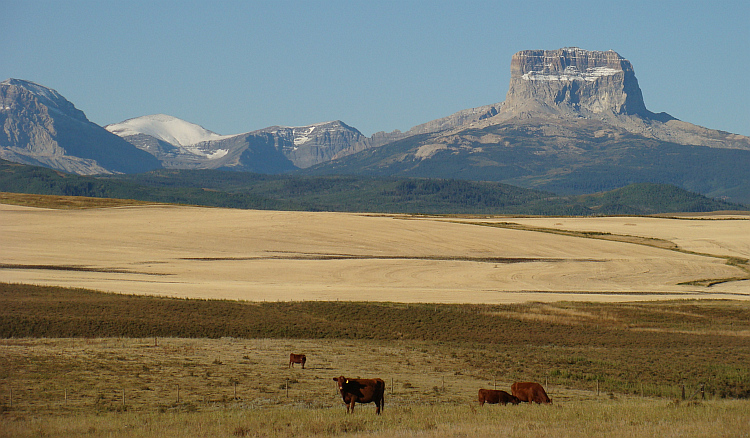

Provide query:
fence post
left=391, top=378, right=394, bottom=395
left=122, top=389, right=125, bottom=406
left=65, top=388, right=68, bottom=404
left=177, top=384, right=180, bottom=403
left=682, top=384, right=685, bottom=400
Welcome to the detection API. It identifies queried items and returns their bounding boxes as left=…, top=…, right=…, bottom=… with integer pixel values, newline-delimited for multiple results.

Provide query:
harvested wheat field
left=2, top=202, right=749, bottom=303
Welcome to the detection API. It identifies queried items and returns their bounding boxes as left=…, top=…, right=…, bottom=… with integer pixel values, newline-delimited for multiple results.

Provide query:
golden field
left=1, top=202, right=749, bottom=303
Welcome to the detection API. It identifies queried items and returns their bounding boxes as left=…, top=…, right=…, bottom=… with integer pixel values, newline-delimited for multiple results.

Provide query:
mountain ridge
left=3, top=46, right=750, bottom=202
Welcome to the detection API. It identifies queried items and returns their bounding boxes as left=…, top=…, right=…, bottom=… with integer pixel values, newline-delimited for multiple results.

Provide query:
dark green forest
left=0, top=159, right=745, bottom=215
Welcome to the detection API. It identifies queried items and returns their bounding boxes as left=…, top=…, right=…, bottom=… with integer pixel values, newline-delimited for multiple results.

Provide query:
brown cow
left=289, top=353, right=306, bottom=369
left=332, top=376, right=385, bottom=414
left=478, top=388, right=520, bottom=406
left=511, top=382, right=552, bottom=404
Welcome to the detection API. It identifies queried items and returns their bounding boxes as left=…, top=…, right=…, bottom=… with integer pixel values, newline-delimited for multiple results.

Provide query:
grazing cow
left=478, top=389, right=520, bottom=406
left=332, top=376, right=385, bottom=414
left=289, top=353, right=306, bottom=369
left=511, top=382, right=552, bottom=404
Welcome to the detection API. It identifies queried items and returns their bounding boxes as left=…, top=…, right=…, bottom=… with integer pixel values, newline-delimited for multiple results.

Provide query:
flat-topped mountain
left=304, top=48, right=750, bottom=203
left=504, top=47, right=649, bottom=116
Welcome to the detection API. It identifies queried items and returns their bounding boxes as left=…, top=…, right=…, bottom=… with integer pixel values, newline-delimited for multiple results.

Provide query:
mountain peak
left=1, top=78, right=88, bottom=122
left=502, top=48, right=648, bottom=117
left=105, top=114, right=232, bottom=147
left=1, top=79, right=161, bottom=174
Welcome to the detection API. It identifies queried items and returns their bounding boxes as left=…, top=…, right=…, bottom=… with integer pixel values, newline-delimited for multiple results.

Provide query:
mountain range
left=2, top=47, right=750, bottom=203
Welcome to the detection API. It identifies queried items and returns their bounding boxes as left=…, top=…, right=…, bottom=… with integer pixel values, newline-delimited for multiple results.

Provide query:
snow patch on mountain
left=522, top=66, right=621, bottom=82
left=106, top=114, right=233, bottom=147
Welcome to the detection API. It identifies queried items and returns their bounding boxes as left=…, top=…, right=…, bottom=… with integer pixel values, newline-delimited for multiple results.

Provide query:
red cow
left=478, top=388, right=520, bottom=406
left=511, top=382, right=552, bottom=404
left=289, top=353, right=306, bottom=369
left=332, top=376, right=385, bottom=414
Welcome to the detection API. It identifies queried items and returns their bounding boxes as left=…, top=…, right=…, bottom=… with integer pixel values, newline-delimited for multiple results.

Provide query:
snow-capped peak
left=105, top=114, right=233, bottom=147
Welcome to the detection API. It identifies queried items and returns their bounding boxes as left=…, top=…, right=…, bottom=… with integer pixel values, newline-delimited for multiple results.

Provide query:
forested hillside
left=1, top=159, right=745, bottom=215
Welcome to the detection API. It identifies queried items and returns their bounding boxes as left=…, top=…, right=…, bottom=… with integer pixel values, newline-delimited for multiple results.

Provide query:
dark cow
left=478, top=389, right=520, bottom=406
left=289, top=353, right=306, bottom=369
left=511, top=382, right=552, bottom=404
left=332, top=376, right=385, bottom=414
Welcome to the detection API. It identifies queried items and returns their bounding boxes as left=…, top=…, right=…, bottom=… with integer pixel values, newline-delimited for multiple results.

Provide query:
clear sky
left=3, top=0, right=749, bottom=137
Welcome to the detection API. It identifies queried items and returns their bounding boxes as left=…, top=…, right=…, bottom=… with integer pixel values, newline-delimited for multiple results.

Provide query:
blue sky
left=3, top=0, right=749, bottom=137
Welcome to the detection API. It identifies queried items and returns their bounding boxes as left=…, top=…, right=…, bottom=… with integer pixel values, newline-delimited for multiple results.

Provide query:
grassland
left=0, top=192, right=158, bottom=209
left=2, top=286, right=750, bottom=438
left=2, top=283, right=749, bottom=411
left=2, top=196, right=750, bottom=436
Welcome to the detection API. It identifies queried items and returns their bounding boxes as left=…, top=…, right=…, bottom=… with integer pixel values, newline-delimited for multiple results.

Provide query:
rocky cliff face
left=469, top=47, right=749, bottom=151
left=502, top=47, right=648, bottom=117
left=255, top=121, right=370, bottom=168
left=0, top=79, right=161, bottom=174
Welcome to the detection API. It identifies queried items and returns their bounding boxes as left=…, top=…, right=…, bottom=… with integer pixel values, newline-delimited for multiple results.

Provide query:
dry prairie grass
left=2, top=400, right=749, bottom=438
left=0, top=337, right=748, bottom=438
left=0, top=192, right=155, bottom=209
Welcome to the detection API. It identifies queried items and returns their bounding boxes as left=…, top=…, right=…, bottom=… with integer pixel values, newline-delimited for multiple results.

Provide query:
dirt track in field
left=2, top=203, right=749, bottom=303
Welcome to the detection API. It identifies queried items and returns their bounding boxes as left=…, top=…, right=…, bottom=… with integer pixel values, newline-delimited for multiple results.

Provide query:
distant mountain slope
left=5, top=44, right=750, bottom=204
left=104, top=114, right=298, bottom=173
left=303, top=117, right=750, bottom=203
left=304, top=48, right=750, bottom=204
left=0, top=79, right=161, bottom=174
left=107, top=116, right=383, bottom=170
left=106, top=114, right=232, bottom=147
left=1, top=159, right=744, bottom=215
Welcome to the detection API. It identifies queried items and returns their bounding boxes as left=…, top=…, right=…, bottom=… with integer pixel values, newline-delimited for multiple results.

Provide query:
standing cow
left=332, top=376, right=385, bottom=414
left=478, top=388, right=520, bottom=406
left=289, top=353, right=306, bottom=369
left=511, top=381, right=552, bottom=404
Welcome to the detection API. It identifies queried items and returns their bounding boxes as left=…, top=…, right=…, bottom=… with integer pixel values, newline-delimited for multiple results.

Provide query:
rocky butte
left=302, top=47, right=750, bottom=202
left=504, top=47, right=649, bottom=117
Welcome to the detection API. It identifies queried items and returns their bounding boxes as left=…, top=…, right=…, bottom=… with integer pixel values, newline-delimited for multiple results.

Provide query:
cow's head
left=332, top=376, right=349, bottom=392
left=333, top=376, right=346, bottom=391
